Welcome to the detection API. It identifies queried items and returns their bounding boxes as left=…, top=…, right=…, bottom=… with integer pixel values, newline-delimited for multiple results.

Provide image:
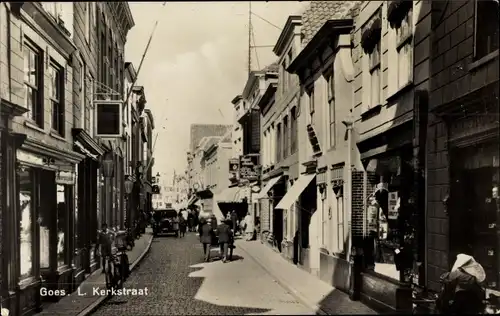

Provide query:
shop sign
left=239, top=154, right=260, bottom=181
left=17, top=150, right=45, bottom=166
left=388, top=192, right=399, bottom=220
left=229, top=158, right=239, bottom=179
left=56, top=171, right=76, bottom=185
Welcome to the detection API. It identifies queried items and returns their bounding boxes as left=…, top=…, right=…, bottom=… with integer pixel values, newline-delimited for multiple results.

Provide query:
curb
left=76, top=234, right=154, bottom=316
left=236, top=241, right=328, bottom=316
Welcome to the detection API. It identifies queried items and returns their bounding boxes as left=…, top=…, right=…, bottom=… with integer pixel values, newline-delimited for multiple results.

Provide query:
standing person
left=199, top=218, right=213, bottom=262
left=178, top=213, right=187, bottom=237
left=98, top=223, right=114, bottom=273
left=244, top=212, right=254, bottom=241
left=188, top=210, right=195, bottom=232
left=216, top=217, right=232, bottom=263
left=230, top=210, right=238, bottom=235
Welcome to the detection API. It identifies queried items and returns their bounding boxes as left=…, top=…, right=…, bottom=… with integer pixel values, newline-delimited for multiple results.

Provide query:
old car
left=152, top=208, right=179, bottom=237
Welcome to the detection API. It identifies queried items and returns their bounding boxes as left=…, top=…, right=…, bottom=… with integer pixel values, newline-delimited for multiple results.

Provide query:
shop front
left=276, top=171, right=316, bottom=271
left=356, top=121, right=416, bottom=313
left=72, top=128, right=105, bottom=286
left=2, top=135, right=84, bottom=313
left=256, top=175, right=283, bottom=245
left=434, top=84, right=500, bottom=293
left=216, top=185, right=248, bottom=220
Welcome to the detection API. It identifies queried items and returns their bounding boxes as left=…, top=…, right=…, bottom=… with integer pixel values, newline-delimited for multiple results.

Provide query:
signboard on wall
left=229, top=158, right=239, bottom=180
left=239, top=154, right=260, bottom=181
left=388, top=192, right=399, bottom=220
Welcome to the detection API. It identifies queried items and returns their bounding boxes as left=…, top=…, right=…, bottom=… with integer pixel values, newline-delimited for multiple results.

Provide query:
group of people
left=177, top=208, right=199, bottom=238
left=198, top=215, right=234, bottom=263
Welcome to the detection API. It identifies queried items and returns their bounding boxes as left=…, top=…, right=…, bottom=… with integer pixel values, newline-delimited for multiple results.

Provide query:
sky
left=125, top=1, right=309, bottom=182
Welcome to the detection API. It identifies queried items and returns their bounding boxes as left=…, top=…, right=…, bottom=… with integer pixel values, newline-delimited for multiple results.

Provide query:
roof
left=301, top=1, right=361, bottom=46
left=190, top=124, right=232, bottom=152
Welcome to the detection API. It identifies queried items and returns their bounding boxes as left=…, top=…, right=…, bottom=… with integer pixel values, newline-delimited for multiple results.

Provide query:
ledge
left=24, top=120, right=46, bottom=133
left=0, top=98, right=28, bottom=117
left=360, top=103, right=382, bottom=120
left=18, top=276, right=40, bottom=291
left=19, top=135, right=85, bottom=164
left=469, top=49, right=499, bottom=72
left=386, top=81, right=414, bottom=103
left=49, top=130, right=67, bottom=142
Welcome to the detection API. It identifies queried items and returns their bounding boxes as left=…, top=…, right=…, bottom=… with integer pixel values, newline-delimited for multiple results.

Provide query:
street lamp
left=124, top=176, right=134, bottom=230
left=101, top=152, right=115, bottom=229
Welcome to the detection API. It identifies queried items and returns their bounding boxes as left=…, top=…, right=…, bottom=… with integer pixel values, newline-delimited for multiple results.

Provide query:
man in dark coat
left=216, top=218, right=232, bottom=263
left=230, top=210, right=238, bottom=235
left=199, top=218, right=213, bottom=262
left=98, top=223, right=114, bottom=273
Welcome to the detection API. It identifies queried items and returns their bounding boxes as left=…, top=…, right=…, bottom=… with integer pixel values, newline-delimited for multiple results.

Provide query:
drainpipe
left=343, top=113, right=361, bottom=301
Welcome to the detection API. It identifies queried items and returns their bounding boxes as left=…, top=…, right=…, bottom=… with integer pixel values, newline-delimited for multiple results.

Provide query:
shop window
left=49, top=61, right=65, bottom=136
left=365, top=154, right=413, bottom=281
left=57, top=184, right=68, bottom=267
left=474, top=0, right=499, bottom=60
left=18, top=167, right=34, bottom=279
left=23, top=40, right=43, bottom=127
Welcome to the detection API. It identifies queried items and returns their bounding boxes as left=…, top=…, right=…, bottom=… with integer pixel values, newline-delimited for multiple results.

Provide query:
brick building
left=426, top=0, right=499, bottom=292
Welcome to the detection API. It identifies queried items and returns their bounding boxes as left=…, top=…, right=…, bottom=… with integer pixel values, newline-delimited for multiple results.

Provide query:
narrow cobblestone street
left=90, top=232, right=315, bottom=315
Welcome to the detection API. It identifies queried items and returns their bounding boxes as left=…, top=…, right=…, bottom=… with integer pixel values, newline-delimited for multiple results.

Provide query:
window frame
left=307, top=85, right=315, bottom=124
left=84, top=3, right=90, bottom=43
left=23, top=40, right=43, bottom=127
left=18, top=167, right=37, bottom=280
left=283, top=115, right=289, bottom=158
left=395, top=7, right=414, bottom=90
left=368, top=41, right=382, bottom=108
left=326, top=72, right=336, bottom=149
left=88, top=74, right=95, bottom=136
left=474, top=0, right=499, bottom=60
left=49, top=60, right=65, bottom=136
left=290, top=107, right=297, bottom=154
left=276, top=122, right=282, bottom=162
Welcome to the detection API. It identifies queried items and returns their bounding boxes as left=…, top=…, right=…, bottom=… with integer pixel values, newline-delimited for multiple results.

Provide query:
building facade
left=0, top=2, right=85, bottom=314
left=426, top=0, right=499, bottom=294
left=287, top=0, right=360, bottom=291
left=142, top=109, right=155, bottom=216
left=262, top=16, right=303, bottom=261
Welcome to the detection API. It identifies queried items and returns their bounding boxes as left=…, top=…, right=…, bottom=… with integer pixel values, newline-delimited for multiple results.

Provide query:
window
left=88, top=75, right=95, bottom=135
left=23, top=41, right=43, bottom=126
left=321, top=190, right=327, bottom=247
left=49, top=61, right=65, bottom=136
left=308, top=86, right=315, bottom=124
left=281, top=60, right=288, bottom=94
left=283, top=116, right=289, bottom=158
left=84, top=3, right=90, bottom=42
left=287, top=49, right=293, bottom=88
left=276, top=123, right=282, bottom=162
left=369, top=42, right=381, bottom=107
left=262, top=131, right=267, bottom=166
left=18, top=167, right=34, bottom=278
left=80, top=61, right=87, bottom=131
left=326, top=73, right=336, bottom=148
left=100, top=32, right=107, bottom=85
left=396, top=7, right=413, bottom=88
left=336, top=191, right=345, bottom=253
left=475, top=0, right=499, bottom=60
left=290, top=107, right=297, bottom=154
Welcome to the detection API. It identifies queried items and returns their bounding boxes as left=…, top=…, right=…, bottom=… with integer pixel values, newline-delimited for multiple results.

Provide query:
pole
left=247, top=1, right=252, bottom=76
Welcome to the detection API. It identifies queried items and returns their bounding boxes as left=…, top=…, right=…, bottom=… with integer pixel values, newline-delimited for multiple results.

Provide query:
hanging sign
left=388, top=192, right=399, bottom=220
left=239, top=154, right=260, bottom=181
left=229, top=158, right=239, bottom=180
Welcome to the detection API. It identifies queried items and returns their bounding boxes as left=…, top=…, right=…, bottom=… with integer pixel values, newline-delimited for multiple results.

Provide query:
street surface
left=90, top=232, right=315, bottom=315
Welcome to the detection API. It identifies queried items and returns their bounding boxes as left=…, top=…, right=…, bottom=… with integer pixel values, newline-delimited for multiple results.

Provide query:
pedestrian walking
left=230, top=210, right=238, bottom=235
left=244, top=212, right=254, bottom=241
left=179, top=213, right=187, bottom=237
left=199, top=218, right=214, bottom=262
left=98, top=223, right=114, bottom=273
left=216, top=217, right=232, bottom=263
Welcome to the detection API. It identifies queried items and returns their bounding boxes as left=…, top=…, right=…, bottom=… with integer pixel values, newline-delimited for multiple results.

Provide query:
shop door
left=451, top=164, right=499, bottom=288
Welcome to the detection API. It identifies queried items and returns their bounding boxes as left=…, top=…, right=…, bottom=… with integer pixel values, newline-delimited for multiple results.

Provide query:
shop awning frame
left=275, top=174, right=316, bottom=210
left=255, top=175, right=283, bottom=200
left=216, top=186, right=246, bottom=203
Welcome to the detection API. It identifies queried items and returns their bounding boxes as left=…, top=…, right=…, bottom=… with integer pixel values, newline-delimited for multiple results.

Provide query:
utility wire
left=251, top=27, right=260, bottom=70
left=251, top=12, right=282, bottom=30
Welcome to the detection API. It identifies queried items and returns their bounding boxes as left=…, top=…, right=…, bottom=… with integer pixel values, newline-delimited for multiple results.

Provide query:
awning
left=216, top=186, right=245, bottom=203
left=187, top=195, right=199, bottom=207
left=275, top=174, right=316, bottom=210
left=255, top=176, right=282, bottom=200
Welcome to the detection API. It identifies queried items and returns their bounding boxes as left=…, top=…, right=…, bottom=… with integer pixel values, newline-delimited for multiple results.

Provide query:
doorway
left=272, top=181, right=285, bottom=252
left=450, top=143, right=500, bottom=289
